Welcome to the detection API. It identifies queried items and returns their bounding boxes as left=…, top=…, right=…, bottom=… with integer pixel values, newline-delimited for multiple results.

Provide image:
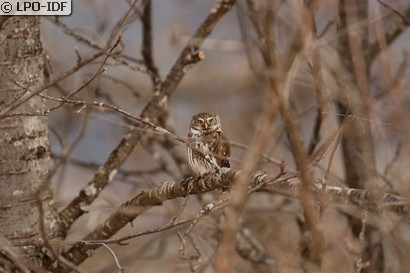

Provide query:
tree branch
left=49, top=166, right=410, bottom=271
left=57, top=0, right=236, bottom=241
left=141, top=0, right=161, bottom=90
left=368, top=1, right=410, bottom=62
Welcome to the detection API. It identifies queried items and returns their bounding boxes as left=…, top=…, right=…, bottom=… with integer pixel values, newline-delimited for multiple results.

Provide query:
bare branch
left=368, top=1, right=410, bottom=62
left=141, top=0, right=161, bottom=90
left=0, top=51, right=105, bottom=118
left=101, top=243, right=124, bottom=273
left=57, top=0, right=237, bottom=242
left=48, top=164, right=410, bottom=271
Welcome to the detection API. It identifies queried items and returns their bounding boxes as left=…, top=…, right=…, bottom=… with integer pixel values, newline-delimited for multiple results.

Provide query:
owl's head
left=190, top=112, right=222, bottom=133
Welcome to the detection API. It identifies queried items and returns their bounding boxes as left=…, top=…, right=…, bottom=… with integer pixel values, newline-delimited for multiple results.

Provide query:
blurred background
left=39, top=0, right=410, bottom=272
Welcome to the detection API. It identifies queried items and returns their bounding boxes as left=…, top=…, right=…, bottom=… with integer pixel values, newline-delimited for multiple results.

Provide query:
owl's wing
left=212, top=131, right=231, bottom=168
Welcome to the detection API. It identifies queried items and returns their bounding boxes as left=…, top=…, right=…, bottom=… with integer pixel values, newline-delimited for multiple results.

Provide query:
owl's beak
left=204, top=123, right=208, bottom=129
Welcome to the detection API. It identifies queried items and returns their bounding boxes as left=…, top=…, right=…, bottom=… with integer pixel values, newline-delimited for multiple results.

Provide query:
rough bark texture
left=0, top=16, right=59, bottom=269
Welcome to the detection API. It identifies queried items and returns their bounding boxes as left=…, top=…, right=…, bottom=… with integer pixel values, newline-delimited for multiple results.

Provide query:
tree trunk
left=337, top=1, right=384, bottom=272
left=0, top=16, right=59, bottom=271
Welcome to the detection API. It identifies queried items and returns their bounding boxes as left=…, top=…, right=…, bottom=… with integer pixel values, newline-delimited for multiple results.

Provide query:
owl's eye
left=196, top=119, right=204, bottom=126
left=207, top=117, right=215, bottom=124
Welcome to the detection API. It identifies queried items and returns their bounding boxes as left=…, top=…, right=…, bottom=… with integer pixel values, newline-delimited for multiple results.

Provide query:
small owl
left=187, top=112, right=231, bottom=175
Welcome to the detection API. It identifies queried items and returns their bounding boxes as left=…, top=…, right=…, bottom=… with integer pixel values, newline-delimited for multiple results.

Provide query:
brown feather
left=187, top=113, right=231, bottom=175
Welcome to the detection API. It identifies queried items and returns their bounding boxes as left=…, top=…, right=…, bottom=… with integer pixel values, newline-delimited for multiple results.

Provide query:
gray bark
left=0, top=16, right=59, bottom=270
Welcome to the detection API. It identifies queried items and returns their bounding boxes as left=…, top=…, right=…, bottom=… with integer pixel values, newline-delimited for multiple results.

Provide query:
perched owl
left=187, top=112, right=230, bottom=175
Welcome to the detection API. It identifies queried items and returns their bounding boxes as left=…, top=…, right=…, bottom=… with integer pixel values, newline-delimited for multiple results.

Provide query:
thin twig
left=0, top=51, right=105, bottom=118
left=53, top=0, right=237, bottom=259
left=100, top=243, right=124, bottom=273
